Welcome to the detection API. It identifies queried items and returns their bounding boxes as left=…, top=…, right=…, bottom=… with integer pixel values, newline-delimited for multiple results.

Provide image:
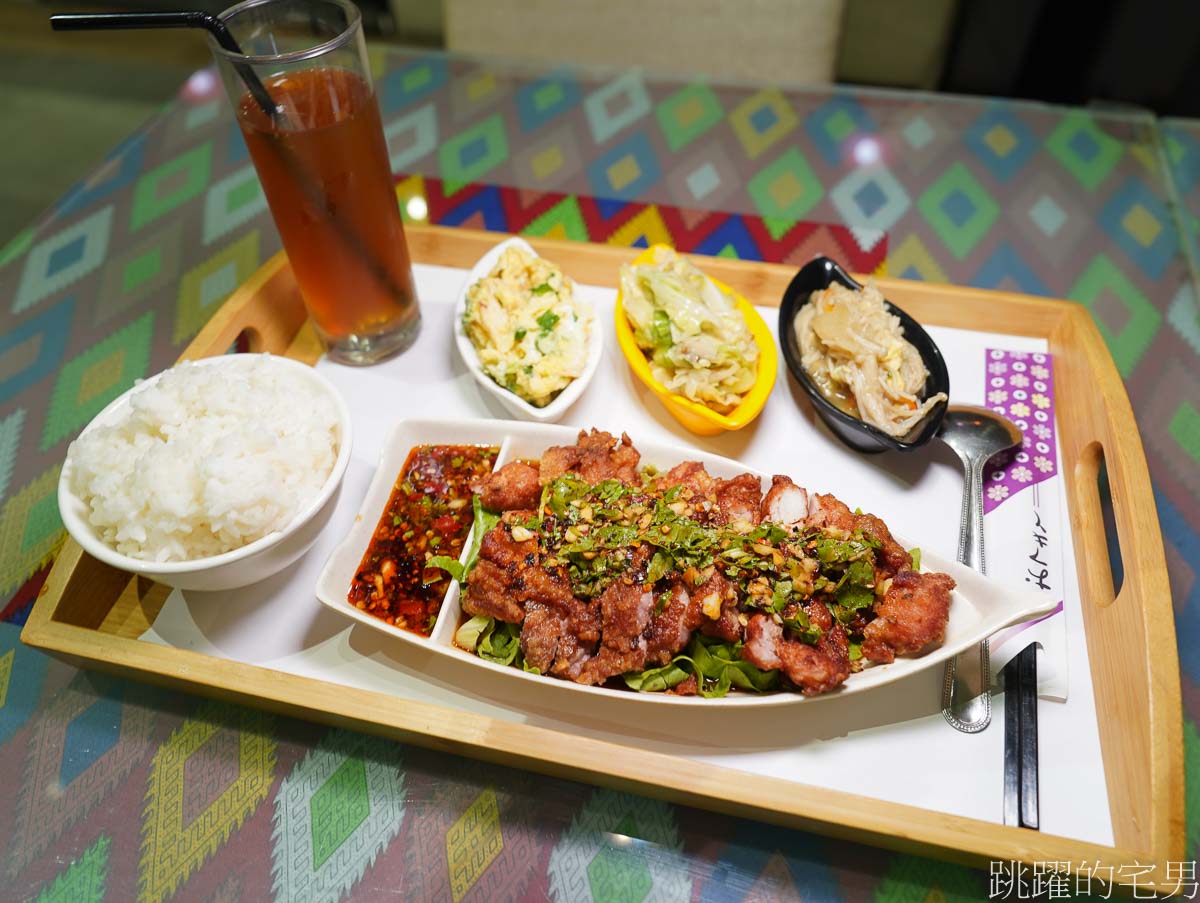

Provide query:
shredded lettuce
left=455, top=615, right=525, bottom=667
left=623, top=635, right=779, bottom=698
left=623, top=660, right=691, bottom=692
left=426, top=496, right=499, bottom=587
left=454, top=614, right=492, bottom=651
left=427, top=555, right=464, bottom=583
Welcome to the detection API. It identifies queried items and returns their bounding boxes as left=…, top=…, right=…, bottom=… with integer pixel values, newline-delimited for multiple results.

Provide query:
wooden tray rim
left=23, top=224, right=1183, bottom=889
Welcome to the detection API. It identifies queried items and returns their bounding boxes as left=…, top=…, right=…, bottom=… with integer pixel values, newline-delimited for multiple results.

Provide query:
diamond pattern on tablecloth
left=730, top=89, right=797, bottom=161
left=0, top=465, right=63, bottom=599
left=1168, top=281, right=1200, bottom=355
left=547, top=789, right=689, bottom=903
left=7, top=673, right=155, bottom=876
left=202, top=164, right=267, bottom=245
left=1045, top=111, right=1123, bottom=190
left=173, top=230, right=260, bottom=345
left=0, top=622, right=47, bottom=745
left=1005, top=169, right=1092, bottom=266
left=31, top=834, right=110, bottom=903
left=378, top=55, right=448, bottom=113
left=586, top=131, right=661, bottom=201
left=270, top=729, right=405, bottom=903
left=747, top=148, right=824, bottom=238
left=450, top=68, right=510, bottom=122
left=60, top=694, right=124, bottom=786
left=439, top=114, right=509, bottom=192
left=42, top=311, right=154, bottom=450
left=971, top=242, right=1048, bottom=295
left=656, top=82, right=723, bottom=152
left=447, top=788, right=503, bottom=903
left=1069, top=253, right=1161, bottom=376
left=691, top=823, right=840, bottom=902
left=805, top=96, right=877, bottom=167
left=95, top=221, right=184, bottom=326
left=964, top=108, right=1037, bottom=183
left=1099, top=175, right=1178, bottom=279
left=138, top=701, right=275, bottom=903
left=385, top=103, right=439, bottom=173
left=522, top=195, right=590, bottom=242
left=0, top=408, right=25, bottom=502
left=13, top=206, right=114, bottom=314
left=982, top=349, right=1058, bottom=513
left=584, top=71, right=651, bottom=145
left=515, top=70, right=581, bottom=133
left=511, top=125, right=584, bottom=190
left=664, top=143, right=739, bottom=212
left=917, top=162, right=999, bottom=260
left=829, top=164, right=911, bottom=239
left=1165, top=126, right=1200, bottom=194
left=129, top=143, right=212, bottom=232
left=889, top=108, right=956, bottom=173
left=56, top=133, right=146, bottom=218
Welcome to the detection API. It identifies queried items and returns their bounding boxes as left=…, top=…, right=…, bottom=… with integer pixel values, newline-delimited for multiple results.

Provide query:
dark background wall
left=940, top=0, right=1200, bottom=115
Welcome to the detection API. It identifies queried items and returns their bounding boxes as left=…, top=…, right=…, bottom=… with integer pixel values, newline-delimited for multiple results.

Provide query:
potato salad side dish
left=620, top=247, right=759, bottom=414
left=463, top=247, right=591, bottom=408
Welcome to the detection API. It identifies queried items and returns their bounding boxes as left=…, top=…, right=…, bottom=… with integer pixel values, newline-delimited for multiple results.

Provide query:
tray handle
left=179, top=251, right=318, bottom=362
left=1055, top=308, right=1183, bottom=865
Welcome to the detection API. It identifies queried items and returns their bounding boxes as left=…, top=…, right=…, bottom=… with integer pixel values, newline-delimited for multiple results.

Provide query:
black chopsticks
left=1002, top=643, right=1039, bottom=829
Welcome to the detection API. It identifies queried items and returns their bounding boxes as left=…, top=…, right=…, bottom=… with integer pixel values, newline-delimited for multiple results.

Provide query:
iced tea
left=237, top=66, right=419, bottom=360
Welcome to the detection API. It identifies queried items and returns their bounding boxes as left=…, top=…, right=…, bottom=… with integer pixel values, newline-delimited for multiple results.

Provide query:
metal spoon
left=938, top=405, right=1023, bottom=733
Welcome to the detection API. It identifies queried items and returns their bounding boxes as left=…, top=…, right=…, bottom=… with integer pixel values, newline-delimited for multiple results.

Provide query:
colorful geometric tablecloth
left=1, top=46, right=1197, bottom=900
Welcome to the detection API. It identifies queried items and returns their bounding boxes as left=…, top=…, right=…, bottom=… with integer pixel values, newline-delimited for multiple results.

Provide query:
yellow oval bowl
left=614, top=245, right=778, bottom=436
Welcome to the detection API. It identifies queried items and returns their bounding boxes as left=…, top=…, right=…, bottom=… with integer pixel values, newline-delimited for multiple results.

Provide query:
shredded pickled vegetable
left=794, top=282, right=946, bottom=437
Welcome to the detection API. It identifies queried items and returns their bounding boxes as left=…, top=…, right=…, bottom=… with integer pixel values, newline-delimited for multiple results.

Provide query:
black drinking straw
left=50, top=10, right=415, bottom=340
left=51, top=12, right=282, bottom=124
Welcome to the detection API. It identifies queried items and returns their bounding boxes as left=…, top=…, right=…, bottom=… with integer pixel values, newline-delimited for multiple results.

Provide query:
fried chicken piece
left=460, top=517, right=540, bottom=624
left=714, top=473, right=763, bottom=525
left=742, top=604, right=851, bottom=696
left=478, top=514, right=538, bottom=566
left=462, top=558, right=526, bottom=623
left=517, top=558, right=601, bottom=678
left=521, top=594, right=600, bottom=679
left=862, top=571, right=955, bottom=664
left=578, top=580, right=656, bottom=685
left=807, top=492, right=912, bottom=577
left=659, top=461, right=716, bottom=497
left=692, top=570, right=743, bottom=643
left=760, top=475, right=809, bottom=529
left=539, top=429, right=641, bottom=485
left=520, top=603, right=563, bottom=673
left=643, top=580, right=704, bottom=665
left=472, top=461, right=541, bottom=512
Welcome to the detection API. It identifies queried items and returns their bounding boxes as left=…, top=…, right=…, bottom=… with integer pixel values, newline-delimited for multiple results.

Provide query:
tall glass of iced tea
left=209, top=0, right=419, bottom=364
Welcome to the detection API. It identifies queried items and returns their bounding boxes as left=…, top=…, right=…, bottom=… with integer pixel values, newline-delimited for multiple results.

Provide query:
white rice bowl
left=66, top=354, right=342, bottom=563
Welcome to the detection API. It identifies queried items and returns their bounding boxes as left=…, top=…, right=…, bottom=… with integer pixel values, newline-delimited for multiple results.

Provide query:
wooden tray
left=23, top=224, right=1182, bottom=889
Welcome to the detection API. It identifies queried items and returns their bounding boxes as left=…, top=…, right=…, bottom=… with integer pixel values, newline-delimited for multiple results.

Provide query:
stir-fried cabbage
left=794, top=281, right=947, bottom=437
left=620, top=247, right=758, bottom=413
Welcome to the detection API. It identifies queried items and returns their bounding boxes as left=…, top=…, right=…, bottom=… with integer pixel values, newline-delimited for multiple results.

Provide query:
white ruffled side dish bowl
left=453, top=236, right=604, bottom=422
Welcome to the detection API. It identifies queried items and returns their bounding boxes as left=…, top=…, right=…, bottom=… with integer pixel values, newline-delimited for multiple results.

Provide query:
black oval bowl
left=778, top=256, right=949, bottom=454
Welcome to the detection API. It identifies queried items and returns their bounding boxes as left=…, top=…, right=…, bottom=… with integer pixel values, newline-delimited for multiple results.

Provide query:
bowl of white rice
left=59, top=353, right=351, bottom=591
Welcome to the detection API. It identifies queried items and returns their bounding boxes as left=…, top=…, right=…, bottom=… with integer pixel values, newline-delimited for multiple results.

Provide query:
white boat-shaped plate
left=452, top=236, right=603, bottom=423
left=316, top=418, right=1056, bottom=708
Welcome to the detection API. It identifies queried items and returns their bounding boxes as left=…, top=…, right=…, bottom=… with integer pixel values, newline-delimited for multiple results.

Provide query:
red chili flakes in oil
left=349, top=444, right=498, bottom=635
